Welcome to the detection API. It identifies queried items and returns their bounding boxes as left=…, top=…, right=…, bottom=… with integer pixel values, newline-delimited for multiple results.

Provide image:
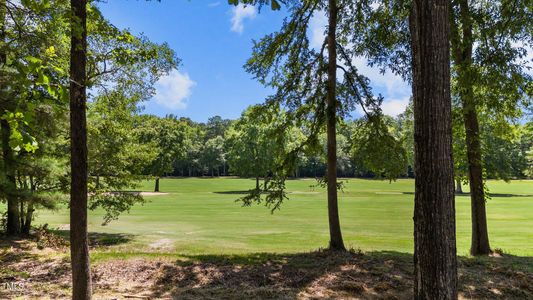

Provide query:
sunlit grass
left=23, top=178, right=533, bottom=256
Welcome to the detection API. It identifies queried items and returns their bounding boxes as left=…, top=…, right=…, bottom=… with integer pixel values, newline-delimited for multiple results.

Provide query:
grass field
left=26, top=178, right=533, bottom=257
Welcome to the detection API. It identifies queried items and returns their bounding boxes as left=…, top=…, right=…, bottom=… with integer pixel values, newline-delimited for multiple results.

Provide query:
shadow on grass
left=213, top=190, right=274, bottom=195
left=212, top=190, right=252, bottom=195
left=50, top=230, right=135, bottom=247
left=403, top=192, right=533, bottom=198
left=487, top=193, right=533, bottom=198
left=147, top=250, right=533, bottom=299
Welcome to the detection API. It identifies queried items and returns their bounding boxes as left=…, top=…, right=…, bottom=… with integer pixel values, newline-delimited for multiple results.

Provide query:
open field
left=2, top=178, right=533, bottom=299
left=27, top=177, right=533, bottom=256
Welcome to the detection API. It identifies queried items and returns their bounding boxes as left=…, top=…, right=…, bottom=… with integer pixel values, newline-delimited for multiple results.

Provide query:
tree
left=136, top=115, right=187, bottom=192
left=87, top=91, right=157, bottom=224
left=521, top=122, right=533, bottom=178
left=200, top=136, right=225, bottom=177
left=450, top=0, right=532, bottom=255
left=0, top=0, right=72, bottom=236
left=226, top=105, right=287, bottom=190
left=69, top=0, right=91, bottom=298
left=0, top=0, right=19, bottom=235
left=346, top=117, right=408, bottom=181
left=324, top=0, right=344, bottom=250
left=410, top=0, right=458, bottom=298
left=352, top=0, right=531, bottom=258
left=241, top=0, right=386, bottom=251
left=205, top=116, right=232, bottom=140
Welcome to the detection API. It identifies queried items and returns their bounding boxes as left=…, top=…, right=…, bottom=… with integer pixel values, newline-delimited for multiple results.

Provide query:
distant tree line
left=141, top=107, right=533, bottom=185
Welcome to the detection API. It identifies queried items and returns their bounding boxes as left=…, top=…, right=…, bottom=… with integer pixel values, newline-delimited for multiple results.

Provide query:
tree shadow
left=151, top=249, right=412, bottom=299
left=487, top=193, right=533, bottom=198
left=146, top=250, right=532, bottom=299
left=212, top=190, right=252, bottom=195
left=403, top=192, right=533, bottom=198
left=49, top=230, right=134, bottom=247
left=213, top=190, right=273, bottom=195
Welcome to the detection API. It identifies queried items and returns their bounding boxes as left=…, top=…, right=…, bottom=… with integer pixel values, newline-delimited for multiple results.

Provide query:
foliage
left=347, top=116, right=408, bottom=181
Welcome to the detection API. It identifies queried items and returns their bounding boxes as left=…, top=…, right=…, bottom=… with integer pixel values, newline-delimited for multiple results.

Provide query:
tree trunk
left=450, top=0, right=491, bottom=256
left=1, top=121, right=20, bottom=235
left=465, top=108, right=491, bottom=255
left=255, top=176, right=260, bottom=191
left=455, top=178, right=463, bottom=194
left=69, top=0, right=92, bottom=298
left=326, top=0, right=345, bottom=251
left=22, top=177, right=35, bottom=234
left=410, top=0, right=458, bottom=298
left=22, top=201, right=34, bottom=235
left=19, top=199, right=24, bottom=231
left=154, top=177, right=160, bottom=192
left=0, top=0, right=20, bottom=236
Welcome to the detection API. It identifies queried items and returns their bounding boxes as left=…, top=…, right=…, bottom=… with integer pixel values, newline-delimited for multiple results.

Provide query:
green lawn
left=28, top=178, right=533, bottom=256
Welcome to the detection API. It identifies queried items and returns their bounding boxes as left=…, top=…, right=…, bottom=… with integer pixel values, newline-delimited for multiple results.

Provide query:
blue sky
left=97, top=1, right=411, bottom=122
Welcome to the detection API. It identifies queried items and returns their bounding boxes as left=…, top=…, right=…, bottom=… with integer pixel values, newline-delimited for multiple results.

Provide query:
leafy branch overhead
left=238, top=0, right=407, bottom=210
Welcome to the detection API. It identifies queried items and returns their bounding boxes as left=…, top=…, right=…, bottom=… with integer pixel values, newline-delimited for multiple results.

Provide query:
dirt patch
left=149, top=239, right=175, bottom=251
left=140, top=192, right=169, bottom=196
left=1, top=240, right=532, bottom=299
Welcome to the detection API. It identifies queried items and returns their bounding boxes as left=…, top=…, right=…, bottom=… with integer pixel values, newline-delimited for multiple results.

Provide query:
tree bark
left=451, top=0, right=491, bottom=256
left=22, top=177, right=36, bottom=234
left=154, top=177, right=160, bottom=192
left=464, top=108, right=491, bottom=255
left=69, top=0, right=92, bottom=298
left=0, top=0, right=20, bottom=236
left=255, top=176, right=260, bottom=191
left=22, top=201, right=33, bottom=235
left=326, top=0, right=345, bottom=251
left=410, top=0, right=458, bottom=298
left=1, top=121, right=20, bottom=235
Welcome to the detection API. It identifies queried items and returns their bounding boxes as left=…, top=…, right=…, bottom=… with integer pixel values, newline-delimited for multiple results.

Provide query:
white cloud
left=230, top=4, right=256, bottom=34
left=309, top=11, right=327, bottom=49
left=307, top=10, right=412, bottom=117
left=381, top=97, right=410, bottom=117
left=208, top=2, right=221, bottom=8
left=153, top=70, right=196, bottom=110
left=351, top=57, right=410, bottom=98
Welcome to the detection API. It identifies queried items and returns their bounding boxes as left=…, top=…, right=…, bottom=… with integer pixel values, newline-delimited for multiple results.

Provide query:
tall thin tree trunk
left=22, top=177, right=36, bottom=234
left=451, top=0, right=491, bottom=256
left=22, top=201, right=33, bottom=235
left=255, top=176, right=260, bottom=191
left=410, top=0, right=458, bottom=298
left=464, top=108, right=491, bottom=255
left=69, top=0, right=91, bottom=298
left=455, top=178, right=463, bottom=194
left=154, top=177, right=160, bottom=192
left=19, top=198, right=24, bottom=231
left=0, top=0, right=20, bottom=236
left=1, top=121, right=20, bottom=235
left=326, top=0, right=345, bottom=251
